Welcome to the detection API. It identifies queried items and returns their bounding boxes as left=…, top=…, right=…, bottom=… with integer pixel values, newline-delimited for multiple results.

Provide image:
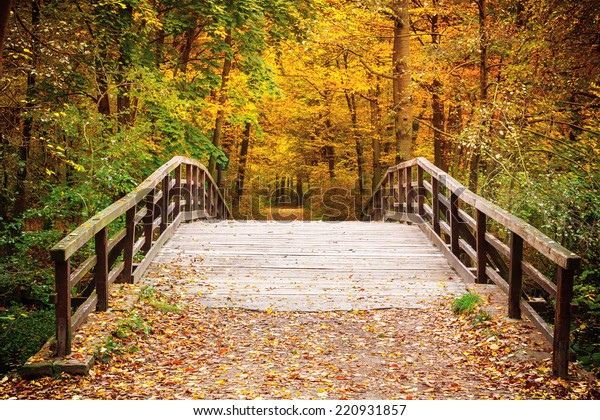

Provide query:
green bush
left=0, top=305, right=54, bottom=374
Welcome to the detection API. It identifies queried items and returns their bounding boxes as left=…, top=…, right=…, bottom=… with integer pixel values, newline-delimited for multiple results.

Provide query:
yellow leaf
left=489, top=343, right=499, bottom=350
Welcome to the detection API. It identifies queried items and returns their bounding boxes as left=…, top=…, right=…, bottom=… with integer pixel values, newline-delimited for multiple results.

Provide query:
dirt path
left=1, top=283, right=597, bottom=400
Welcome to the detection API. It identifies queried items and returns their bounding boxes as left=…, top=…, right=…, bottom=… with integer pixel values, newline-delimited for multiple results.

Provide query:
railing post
left=95, top=227, right=109, bottom=312
left=432, top=176, right=440, bottom=236
left=508, top=232, right=524, bottom=319
left=405, top=166, right=413, bottom=214
left=122, top=207, right=136, bottom=284
left=142, top=188, right=155, bottom=252
left=55, top=258, right=71, bottom=357
left=174, top=164, right=181, bottom=217
left=553, top=266, right=574, bottom=378
left=417, top=166, right=424, bottom=217
left=475, top=209, right=488, bottom=284
left=450, top=192, right=460, bottom=256
left=185, top=164, right=192, bottom=213
left=378, top=187, right=384, bottom=221
left=200, top=170, right=206, bottom=213
left=160, top=173, right=169, bottom=232
left=191, top=166, right=199, bottom=215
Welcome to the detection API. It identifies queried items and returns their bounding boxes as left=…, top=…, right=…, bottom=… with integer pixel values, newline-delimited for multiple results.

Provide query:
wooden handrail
left=363, top=157, right=581, bottom=379
left=51, top=156, right=231, bottom=357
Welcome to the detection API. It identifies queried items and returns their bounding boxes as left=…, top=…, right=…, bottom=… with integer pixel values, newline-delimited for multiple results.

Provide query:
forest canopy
left=0, top=0, right=599, bottom=375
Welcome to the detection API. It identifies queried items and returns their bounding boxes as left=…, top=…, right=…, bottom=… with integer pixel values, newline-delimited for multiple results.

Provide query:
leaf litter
left=1, top=277, right=599, bottom=400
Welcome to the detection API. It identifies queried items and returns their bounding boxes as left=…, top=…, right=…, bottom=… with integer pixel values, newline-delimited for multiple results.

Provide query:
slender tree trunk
left=470, top=0, right=488, bottom=192
left=341, top=53, right=365, bottom=202
left=116, top=5, right=134, bottom=126
left=14, top=0, right=40, bottom=220
left=209, top=30, right=233, bottom=176
left=432, top=81, right=445, bottom=169
left=392, top=0, right=412, bottom=163
left=430, top=6, right=447, bottom=171
left=176, top=27, right=196, bottom=77
left=0, top=0, right=12, bottom=78
left=368, top=78, right=383, bottom=190
left=296, top=174, right=303, bottom=207
left=237, top=122, right=251, bottom=200
left=97, top=63, right=110, bottom=116
left=323, top=116, right=336, bottom=179
left=448, top=103, right=462, bottom=175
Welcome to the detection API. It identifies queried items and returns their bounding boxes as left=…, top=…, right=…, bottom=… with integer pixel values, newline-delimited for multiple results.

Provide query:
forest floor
left=1, top=280, right=598, bottom=400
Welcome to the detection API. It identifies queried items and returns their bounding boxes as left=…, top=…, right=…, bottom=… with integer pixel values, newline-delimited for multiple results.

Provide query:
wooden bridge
left=46, top=156, right=580, bottom=379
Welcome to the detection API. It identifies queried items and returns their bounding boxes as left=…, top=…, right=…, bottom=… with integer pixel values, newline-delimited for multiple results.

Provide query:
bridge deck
left=146, top=220, right=467, bottom=311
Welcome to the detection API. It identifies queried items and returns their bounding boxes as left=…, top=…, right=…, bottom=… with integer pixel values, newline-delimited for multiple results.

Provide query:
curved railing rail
left=51, top=156, right=231, bottom=357
left=363, top=157, right=580, bottom=378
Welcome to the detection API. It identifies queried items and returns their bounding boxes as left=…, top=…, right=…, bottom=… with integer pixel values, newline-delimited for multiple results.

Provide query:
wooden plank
left=450, top=193, right=460, bottom=256
left=553, top=266, right=575, bottom=378
left=405, top=166, right=413, bottom=213
left=55, top=259, right=71, bottom=357
left=174, top=164, right=181, bottom=217
left=508, top=232, right=524, bottom=319
left=132, top=212, right=183, bottom=283
left=134, top=206, right=147, bottom=224
left=108, top=261, right=125, bottom=286
left=521, top=300, right=553, bottom=343
left=417, top=166, right=425, bottom=216
left=486, top=266, right=509, bottom=295
left=94, top=227, right=109, bottom=312
left=71, top=293, right=98, bottom=331
left=147, top=220, right=468, bottom=311
left=122, top=207, right=136, bottom=283
left=160, top=175, right=169, bottom=232
left=523, top=261, right=557, bottom=298
left=69, top=254, right=97, bottom=289
left=476, top=209, right=488, bottom=284
left=432, top=176, right=440, bottom=235
left=418, top=221, right=476, bottom=283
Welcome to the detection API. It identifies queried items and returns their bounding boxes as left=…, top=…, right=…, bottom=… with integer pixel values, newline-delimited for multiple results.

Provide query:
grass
left=452, top=292, right=492, bottom=326
left=451, top=292, right=482, bottom=315
left=140, top=286, right=181, bottom=313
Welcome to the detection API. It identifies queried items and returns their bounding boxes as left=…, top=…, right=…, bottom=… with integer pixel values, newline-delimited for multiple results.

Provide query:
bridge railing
left=363, top=157, right=580, bottom=378
left=50, top=156, right=231, bottom=357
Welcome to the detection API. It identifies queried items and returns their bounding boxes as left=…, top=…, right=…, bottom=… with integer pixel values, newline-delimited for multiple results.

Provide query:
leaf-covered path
left=1, top=284, right=598, bottom=400
left=2, top=220, right=599, bottom=399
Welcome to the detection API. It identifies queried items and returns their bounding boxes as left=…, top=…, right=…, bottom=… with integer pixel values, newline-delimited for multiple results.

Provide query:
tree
left=392, top=0, right=412, bottom=163
left=0, top=0, right=12, bottom=77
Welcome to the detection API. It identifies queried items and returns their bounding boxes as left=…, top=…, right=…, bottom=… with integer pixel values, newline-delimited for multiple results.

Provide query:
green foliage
left=140, top=286, right=181, bottom=313
left=452, top=292, right=482, bottom=315
left=113, top=313, right=152, bottom=339
left=0, top=305, right=54, bottom=374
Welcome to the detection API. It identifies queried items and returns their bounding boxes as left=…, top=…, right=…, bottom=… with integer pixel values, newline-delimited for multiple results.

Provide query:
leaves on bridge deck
left=1, top=284, right=599, bottom=400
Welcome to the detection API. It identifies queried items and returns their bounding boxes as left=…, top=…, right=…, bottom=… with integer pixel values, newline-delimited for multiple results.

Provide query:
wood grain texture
left=145, top=220, right=466, bottom=311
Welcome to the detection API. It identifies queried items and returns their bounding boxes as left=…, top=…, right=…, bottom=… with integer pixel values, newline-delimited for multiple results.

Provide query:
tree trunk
left=296, top=174, right=303, bottom=206
left=342, top=53, right=365, bottom=202
left=237, top=122, right=251, bottom=200
left=209, top=30, right=233, bottom=176
left=0, top=0, right=12, bottom=78
left=430, top=6, right=447, bottom=171
left=14, top=0, right=40, bottom=220
left=177, top=27, right=196, bottom=76
left=448, top=103, right=462, bottom=175
left=392, top=0, right=412, bottom=163
left=368, top=78, right=383, bottom=190
left=470, top=0, right=488, bottom=192
left=116, top=5, right=134, bottom=126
